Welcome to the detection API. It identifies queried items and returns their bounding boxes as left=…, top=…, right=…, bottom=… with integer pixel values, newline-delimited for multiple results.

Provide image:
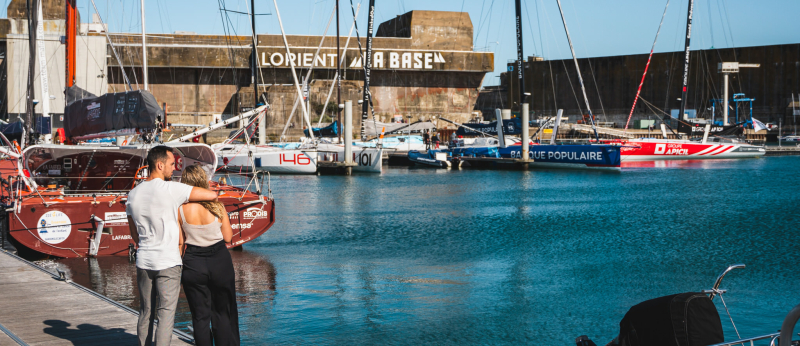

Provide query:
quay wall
left=502, top=44, right=800, bottom=128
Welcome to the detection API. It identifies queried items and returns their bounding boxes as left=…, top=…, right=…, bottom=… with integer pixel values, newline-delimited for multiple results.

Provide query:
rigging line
left=217, top=0, right=245, bottom=99
left=556, top=0, right=598, bottom=141
left=473, top=0, right=488, bottom=43
left=480, top=0, right=496, bottom=52
left=314, top=2, right=361, bottom=128
left=567, top=0, right=606, bottom=122
left=719, top=0, right=735, bottom=48
left=279, top=6, right=336, bottom=140
left=220, top=9, right=271, bottom=16
left=522, top=0, right=539, bottom=57
left=624, top=0, right=670, bottom=132
left=272, top=0, right=314, bottom=138
left=534, top=0, right=544, bottom=59
left=539, top=0, right=581, bottom=115
left=88, top=0, right=132, bottom=91
left=706, top=0, right=715, bottom=48
left=450, top=0, right=466, bottom=51
left=714, top=0, right=730, bottom=48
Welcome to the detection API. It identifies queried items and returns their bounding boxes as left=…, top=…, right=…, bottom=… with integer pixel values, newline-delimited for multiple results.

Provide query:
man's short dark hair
left=147, top=145, right=173, bottom=170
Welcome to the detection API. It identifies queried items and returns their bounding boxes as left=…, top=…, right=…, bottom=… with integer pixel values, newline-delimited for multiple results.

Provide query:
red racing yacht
left=0, top=142, right=274, bottom=258
left=609, top=137, right=765, bottom=161
left=609, top=0, right=765, bottom=163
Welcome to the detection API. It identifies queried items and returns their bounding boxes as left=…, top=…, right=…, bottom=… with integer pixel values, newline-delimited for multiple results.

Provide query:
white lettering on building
left=259, top=51, right=446, bottom=70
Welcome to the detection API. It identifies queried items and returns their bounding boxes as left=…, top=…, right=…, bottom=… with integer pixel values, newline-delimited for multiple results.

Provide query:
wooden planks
left=0, top=251, right=191, bottom=345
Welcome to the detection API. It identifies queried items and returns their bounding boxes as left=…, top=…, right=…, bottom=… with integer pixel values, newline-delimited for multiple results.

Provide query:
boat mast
left=555, top=0, right=598, bottom=141
left=65, top=0, right=77, bottom=88
left=24, top=0, right=38, bottom=147
left=250, top=0, right=259, bottom=109
left=624, top=0, right=670, bottom=132
left=360, top=0, right=376, bottom=141
left=514, top=0, right=525, bottom=108
left=140, top=0, right=148, bottom=90
left=336, top=0, right=342, bottom=143
left=35, top=0, right=49, bottom=125
left=677, top=0, right=694, bottom=135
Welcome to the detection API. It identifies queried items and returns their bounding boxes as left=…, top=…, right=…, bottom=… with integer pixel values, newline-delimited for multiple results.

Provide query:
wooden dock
left=0, top=250, right=192, bottom=345
left=765, top=146, right=800, bottom=156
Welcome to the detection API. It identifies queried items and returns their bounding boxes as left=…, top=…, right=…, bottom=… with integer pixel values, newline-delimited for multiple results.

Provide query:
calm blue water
left=57, top=156, right=800, bottom=345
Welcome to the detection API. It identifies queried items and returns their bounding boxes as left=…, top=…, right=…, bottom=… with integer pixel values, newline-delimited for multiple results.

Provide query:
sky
left=8, top=0, right=799, bottom=85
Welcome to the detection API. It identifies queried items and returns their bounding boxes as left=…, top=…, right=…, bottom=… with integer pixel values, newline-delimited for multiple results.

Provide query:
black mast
left=677, top=0, right=694, bottom=135
left=514, top=0, right=525, bottom=108
left=360, top=0, right=376, bottom=140
left=336, top=0, right=342, bottom=142
left=25, top=0, right=38, bottom=145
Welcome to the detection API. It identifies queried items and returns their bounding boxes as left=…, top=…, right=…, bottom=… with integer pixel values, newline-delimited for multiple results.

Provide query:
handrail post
left=779, top=303, right=800, bottom=346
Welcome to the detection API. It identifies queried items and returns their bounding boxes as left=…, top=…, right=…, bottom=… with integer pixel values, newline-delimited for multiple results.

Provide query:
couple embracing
left=126, top=146, right=239, bottom=346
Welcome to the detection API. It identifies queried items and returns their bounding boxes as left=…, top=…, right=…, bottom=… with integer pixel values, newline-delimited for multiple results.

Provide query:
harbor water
left=53, top=156, right=800, bottom=345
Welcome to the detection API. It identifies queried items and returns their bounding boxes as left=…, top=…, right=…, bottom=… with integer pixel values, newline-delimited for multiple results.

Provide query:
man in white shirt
left=126, top=145, right=219, bottom=346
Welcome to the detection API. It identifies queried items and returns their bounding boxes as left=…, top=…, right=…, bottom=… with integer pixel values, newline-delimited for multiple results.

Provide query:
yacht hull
left=499, top=144, right=622, bottom=170
left=606, top=139, right=765, bottom=161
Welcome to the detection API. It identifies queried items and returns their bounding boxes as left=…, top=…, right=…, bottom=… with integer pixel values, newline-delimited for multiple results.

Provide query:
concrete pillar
left=723, top=73, right=729, bottom=125
left=344, top=101, right=353, bottom=165
left=521, top=103, right=529, bottom=160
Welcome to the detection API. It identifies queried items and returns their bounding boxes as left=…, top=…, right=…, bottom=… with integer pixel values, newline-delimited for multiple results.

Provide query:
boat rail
left=706, top=333, right=780, bottom=346
left=778, top=304, right=800, bottom=346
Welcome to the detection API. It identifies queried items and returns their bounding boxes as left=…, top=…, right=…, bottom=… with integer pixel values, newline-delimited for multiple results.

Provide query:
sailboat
left=602, top=0, right=765, bottom=161
left=0, top=0, right=275, bottom=258
left=495, top=0, right=622, bottom=170
left=207, top=1, right=382, bottom=174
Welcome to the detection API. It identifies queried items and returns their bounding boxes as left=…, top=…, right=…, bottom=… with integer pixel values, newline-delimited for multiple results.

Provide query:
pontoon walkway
left=0, top=250, right=192, bottom=345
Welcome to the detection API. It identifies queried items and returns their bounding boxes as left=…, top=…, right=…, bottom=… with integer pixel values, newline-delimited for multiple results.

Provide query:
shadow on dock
left=43, top=320, right=137, bottom=345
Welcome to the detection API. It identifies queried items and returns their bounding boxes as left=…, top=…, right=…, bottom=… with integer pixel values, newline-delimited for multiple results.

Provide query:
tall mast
left=556, top=0, right=598, bottom=141
left=35, top=0, right=49, bottom=121
left=514, top=0, right=525, bottom=108
left=336, top=0, right=342, bottom=142
left=65, top=0, right=77, bottom=88
left=677, top=0, right=694, bottom=134
left=360, top=0, right=376, bottom=140
left=24, top=0, right=38, bottom=146
left=140, top=0, right=148, bottom=90
left=250, top=0, right=258, bottom=109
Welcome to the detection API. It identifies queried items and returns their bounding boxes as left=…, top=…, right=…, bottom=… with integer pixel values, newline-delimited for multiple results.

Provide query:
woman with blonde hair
left=178, top=164, right=239, bottom=346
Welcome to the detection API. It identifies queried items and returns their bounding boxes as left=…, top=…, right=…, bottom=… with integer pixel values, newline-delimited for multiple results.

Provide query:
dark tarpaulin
left=63, top=89, right=162, bottom=138
left=1, top=117, right=51, bottom=141
left=304, top=121, right=340, bottom=138
left=65, top=85, right=97, bottom=105
left=456, top=118, right=529, bottom=136
left=616, top=292, right=723, bottom=346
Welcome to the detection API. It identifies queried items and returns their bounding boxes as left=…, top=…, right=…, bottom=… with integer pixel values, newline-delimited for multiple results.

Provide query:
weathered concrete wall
left=505, top=43, right=800, bottom=126
left=100, top=9, right=491, bottom=137
left=377, top=11, right=473, bottom=51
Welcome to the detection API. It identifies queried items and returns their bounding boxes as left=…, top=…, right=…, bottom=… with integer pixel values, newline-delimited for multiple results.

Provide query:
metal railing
left=706, top=333, right=779, bottom=346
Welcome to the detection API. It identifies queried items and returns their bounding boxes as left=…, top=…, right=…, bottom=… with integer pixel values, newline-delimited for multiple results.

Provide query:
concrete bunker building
left=0, top=0, right=494, bottom=139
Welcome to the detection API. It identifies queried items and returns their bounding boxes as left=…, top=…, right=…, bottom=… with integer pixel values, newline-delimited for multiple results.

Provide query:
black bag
left=617, top=292, right=723, bottom=346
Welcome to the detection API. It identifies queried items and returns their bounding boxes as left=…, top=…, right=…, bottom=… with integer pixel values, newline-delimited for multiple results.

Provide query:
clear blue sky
left=12, top=0, right=799, bottom=85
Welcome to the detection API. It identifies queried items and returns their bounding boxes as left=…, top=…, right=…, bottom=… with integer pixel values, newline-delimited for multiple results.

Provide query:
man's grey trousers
left=137, top=265, right=182, bottom=346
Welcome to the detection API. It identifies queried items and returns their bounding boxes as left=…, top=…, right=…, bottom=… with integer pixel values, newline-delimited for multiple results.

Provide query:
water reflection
left=53, top=249, right=277, bottom=334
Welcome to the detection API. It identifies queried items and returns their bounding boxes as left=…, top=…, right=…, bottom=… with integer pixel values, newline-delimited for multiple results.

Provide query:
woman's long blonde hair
left=181, top=165, right=226, bottom=220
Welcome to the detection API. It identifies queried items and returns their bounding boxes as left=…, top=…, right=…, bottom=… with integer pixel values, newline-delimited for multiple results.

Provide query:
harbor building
left=502, top=44, right=800, bottom=128
left=0, top=0, right=494, bottom=139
